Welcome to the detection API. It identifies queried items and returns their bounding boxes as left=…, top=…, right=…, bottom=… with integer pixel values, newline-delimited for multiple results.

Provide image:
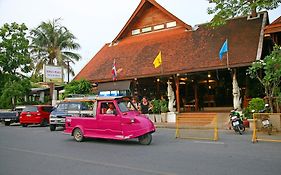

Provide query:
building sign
left=43, top=65, right=63, bottom=83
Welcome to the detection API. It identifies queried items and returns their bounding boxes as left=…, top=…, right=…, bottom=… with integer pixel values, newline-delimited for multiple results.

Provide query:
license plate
left=231, top=116, right=237, bottom=120
left=27, top=114, right=31, bottom=117
left=60, top=118, right=65, bottom=122
left=233, top=121, right=239, bottom=126
left=262, top=120, right=270, bottom=125
left=4, top=119, right=11, bottom=122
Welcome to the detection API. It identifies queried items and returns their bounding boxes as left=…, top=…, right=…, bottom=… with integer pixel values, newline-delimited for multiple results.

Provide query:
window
left=154, top=24, right=164, bottom=30
left=23, top=106, right=38, bottom=112
left=57, top=103, right=68, bottom=111
left=117, top=100, right=130, bottom=113
left=132, top=29, right=140, bottom=35
left=100, top=102, right=116, bottom=115
left=68, top=103, right=80, bottom=111
left=42, top=106, right=53, bottom=112
left=166, top=21, right=176, bottom=28
left=142, top=26, right=152, bottom=33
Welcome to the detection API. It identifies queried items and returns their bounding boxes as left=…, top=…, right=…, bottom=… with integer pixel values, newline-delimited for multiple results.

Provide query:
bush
left=243, top=98, right=265, bottom=119
left=151, top=99, right=161, bottom=114
left=160, top=99, right=168, bottom=113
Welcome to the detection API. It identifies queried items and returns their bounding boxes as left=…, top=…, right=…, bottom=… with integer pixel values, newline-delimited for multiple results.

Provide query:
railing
left=175, top=113, right=218, bottom=141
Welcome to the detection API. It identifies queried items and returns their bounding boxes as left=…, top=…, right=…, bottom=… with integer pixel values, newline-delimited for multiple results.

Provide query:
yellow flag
left=153, top=51, right=162, bottom=68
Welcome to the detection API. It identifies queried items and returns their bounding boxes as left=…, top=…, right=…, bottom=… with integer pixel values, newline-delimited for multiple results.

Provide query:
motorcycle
left=259, top=104, right=273, bottom=135
left=229, top=109, right=245, bottom=135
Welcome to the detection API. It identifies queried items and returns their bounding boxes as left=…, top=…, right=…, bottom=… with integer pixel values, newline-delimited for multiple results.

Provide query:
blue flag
left=219, top=40, right=228, bottom=60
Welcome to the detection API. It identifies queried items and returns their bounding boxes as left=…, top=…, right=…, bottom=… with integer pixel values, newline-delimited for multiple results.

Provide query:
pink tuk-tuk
left=64, top=96, right=155, bottom=145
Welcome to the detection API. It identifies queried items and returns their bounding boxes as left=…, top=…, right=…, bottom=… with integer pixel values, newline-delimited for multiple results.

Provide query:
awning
left=98, top=80, right=131, bottom=92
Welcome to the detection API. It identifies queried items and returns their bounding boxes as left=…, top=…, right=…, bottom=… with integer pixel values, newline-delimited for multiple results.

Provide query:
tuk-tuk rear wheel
left=138, top=133, right=152, bottom=145
left=73, top=128, right=84, bottom=142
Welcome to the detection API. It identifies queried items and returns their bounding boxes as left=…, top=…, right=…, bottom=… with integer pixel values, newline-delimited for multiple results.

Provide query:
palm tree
left=30, top=18, right=81, bottom=76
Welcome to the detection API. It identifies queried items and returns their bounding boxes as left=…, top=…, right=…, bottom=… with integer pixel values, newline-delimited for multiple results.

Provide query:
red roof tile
left=75, top=13, right=266, bottom=83
left=264, top=15, right=281, bottom=34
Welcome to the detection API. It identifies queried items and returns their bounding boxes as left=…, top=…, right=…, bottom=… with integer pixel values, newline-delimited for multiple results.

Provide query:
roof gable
left=113, top=0, right=192, bottom=42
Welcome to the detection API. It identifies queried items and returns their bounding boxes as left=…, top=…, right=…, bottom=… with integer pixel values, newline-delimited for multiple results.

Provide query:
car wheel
left=138, top=133, right=152, bottom=145
left=21, top=124, right=27, bottom=127
left=50, top=124, right=56, bottom=131
left=4, top=121, right=11, bottom=126
left=40, top=119, right=48, bottom=127
left=73, top=128, right=84, bottom=142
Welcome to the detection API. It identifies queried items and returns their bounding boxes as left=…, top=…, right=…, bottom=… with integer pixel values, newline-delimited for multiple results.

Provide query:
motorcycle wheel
left=238, top=124, right=245, bottom=135
left=267, top=125, right=273, bottom=135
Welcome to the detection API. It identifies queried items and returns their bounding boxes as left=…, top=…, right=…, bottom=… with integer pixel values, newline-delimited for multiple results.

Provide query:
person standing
left=140, top=96, right=151, bottom=114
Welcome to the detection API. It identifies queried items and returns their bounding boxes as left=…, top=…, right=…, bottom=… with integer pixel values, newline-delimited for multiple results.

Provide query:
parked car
left=49, top=99, right=95, bottom=131
left=20, top=105, right=53, bottom=127
left=64, top=96, right=156, bottom=145
left=0, top=106, right=26, bottom=126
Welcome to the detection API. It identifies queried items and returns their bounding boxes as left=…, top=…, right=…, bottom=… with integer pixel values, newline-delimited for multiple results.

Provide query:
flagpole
left=227, top=50, right=229, bottom=69
left=226, top=39, right=230, bottom=70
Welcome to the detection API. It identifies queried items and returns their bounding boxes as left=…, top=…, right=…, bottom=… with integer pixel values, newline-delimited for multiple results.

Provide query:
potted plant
left=160, top=99, right=168, bottom=122
left=243, top=98, right=265, bottom=129
left=151, top=99, right=161, bottom=123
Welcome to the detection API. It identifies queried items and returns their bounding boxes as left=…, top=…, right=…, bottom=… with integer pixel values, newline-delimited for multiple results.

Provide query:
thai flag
left=112, top=59, right=117, bottom=81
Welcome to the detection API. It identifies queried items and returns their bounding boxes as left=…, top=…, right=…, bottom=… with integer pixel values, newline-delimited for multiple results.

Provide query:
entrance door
left=96, top=101, right=122, bottom=138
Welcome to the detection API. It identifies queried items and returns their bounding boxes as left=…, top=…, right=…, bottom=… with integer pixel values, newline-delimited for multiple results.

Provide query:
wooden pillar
left=194, top=80, right=199, bottom=111
left=49, top=82, right=54, bottom=105
left=175, top=76, right=180, bottom=113
left=156, top=78, right=160, bottom=99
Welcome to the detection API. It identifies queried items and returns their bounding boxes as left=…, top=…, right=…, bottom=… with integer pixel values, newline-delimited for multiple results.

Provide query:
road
left=0, top=124, right=280, bottom=175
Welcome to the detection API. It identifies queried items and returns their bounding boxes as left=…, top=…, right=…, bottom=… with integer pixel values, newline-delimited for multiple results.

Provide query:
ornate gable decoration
left=113, top=0, right=192, bottom=42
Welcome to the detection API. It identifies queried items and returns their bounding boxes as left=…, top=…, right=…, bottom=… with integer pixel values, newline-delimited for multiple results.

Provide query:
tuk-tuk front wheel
left=73, top=128, right=84, bottom=142
left=138, top=133, right=152, bottom=145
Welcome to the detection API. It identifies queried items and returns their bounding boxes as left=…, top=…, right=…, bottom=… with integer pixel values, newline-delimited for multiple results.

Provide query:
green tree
left=30, top=18, right=81, bottom=76
left=247, top=45, right=281, bottom=112
left=64, top=79, right=92, bottom=97
left=207, top=0, right=281, bottom=27
left=0, top=78, right=31, bottom=108
left=0, top=22, right=33, bottom=108
left=0, top=22, right=32, bottom=75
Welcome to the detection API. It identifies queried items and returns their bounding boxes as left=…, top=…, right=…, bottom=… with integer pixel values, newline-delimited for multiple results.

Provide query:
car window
left=57, top=103, right=68, bottom=111
left=100, top=102, right=116, bottom=115
left=23, top=106, right=38, bottom=112
left=42, top=106, right=53, bottom=112
left=68, top=103, right=80, bottom=110
left=81, top=102, right=90, bottom=110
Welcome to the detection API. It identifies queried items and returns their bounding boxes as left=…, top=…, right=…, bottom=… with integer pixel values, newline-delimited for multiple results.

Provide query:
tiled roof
left=264, top=16, right=281, bottom=34
left=75, top=13, right=266, bottom=83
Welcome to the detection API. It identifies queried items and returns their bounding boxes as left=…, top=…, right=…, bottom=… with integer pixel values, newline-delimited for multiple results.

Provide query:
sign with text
left=43, top=65, right=63, bottom=83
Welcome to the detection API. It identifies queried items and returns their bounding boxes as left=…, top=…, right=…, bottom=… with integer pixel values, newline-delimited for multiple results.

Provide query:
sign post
left=43, top=65, right=63, bottom=105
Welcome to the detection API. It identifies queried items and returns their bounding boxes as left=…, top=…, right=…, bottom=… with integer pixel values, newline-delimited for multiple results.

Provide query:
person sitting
left=106, top=103, right=115, bottom=114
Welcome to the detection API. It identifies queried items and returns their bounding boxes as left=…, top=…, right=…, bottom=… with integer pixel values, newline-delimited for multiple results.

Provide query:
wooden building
left=75, top=0, right=270, bottom=112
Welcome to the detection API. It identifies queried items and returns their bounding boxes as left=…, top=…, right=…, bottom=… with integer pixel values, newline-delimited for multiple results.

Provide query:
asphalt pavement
left=0, top=123, right=281, bottom=175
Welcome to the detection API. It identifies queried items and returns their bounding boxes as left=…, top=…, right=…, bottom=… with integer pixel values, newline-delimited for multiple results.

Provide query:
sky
left=0, top=0, right=280, bottom=81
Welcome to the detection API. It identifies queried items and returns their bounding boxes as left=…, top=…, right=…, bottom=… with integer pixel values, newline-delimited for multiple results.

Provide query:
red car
left=20, top=105, right=53, bottom=127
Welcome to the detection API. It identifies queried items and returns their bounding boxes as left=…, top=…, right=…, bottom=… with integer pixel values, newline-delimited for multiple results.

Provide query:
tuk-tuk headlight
left=130, top=118, right=135, bottom=123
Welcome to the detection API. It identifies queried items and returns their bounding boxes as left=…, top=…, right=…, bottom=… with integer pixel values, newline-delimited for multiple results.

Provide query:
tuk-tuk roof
left=95, top=96, right=126, bottom=101
left=64, top=96, right=98, bottom=102
left=63, top=96, right=128, bottom=102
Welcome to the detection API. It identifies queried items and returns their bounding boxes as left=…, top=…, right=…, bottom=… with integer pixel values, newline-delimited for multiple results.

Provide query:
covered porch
left=130, top=67, right=248, bottom=113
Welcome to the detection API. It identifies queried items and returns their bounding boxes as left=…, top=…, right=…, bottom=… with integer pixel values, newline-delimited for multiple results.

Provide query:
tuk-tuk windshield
left=117, top=98, right=137, bottom=112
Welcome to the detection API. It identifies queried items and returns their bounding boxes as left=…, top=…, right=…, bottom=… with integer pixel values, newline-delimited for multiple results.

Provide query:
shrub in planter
left=243, top=98, right=265, bottom=119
